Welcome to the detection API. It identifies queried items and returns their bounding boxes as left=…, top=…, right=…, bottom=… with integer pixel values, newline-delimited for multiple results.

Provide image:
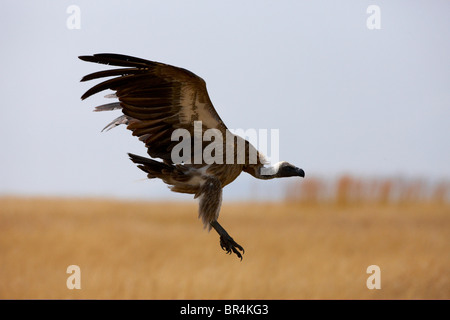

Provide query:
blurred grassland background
left=1, top=1, right=449, bottom=300
left=1, top=176, right=448, bottom=299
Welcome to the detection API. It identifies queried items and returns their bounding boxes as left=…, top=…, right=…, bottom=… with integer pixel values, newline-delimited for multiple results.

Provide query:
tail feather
left=128, top=153, right=172, bottom=179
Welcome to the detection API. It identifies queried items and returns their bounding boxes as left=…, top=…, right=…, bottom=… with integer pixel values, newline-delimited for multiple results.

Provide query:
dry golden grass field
left=0, top=197, right=448, bottom=299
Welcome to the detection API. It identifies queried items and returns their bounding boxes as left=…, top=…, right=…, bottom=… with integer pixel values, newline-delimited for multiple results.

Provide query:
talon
left=210, top=220, right=244, bottom=260
left=219, top=235, right=244, bottom=260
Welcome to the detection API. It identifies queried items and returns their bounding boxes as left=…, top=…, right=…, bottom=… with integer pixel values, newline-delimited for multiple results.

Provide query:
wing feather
left=80, top=53, right=228, bottom=162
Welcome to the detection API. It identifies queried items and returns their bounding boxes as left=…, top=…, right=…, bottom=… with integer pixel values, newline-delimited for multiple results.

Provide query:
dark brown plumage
left=79, top=53, right=305, bottom=259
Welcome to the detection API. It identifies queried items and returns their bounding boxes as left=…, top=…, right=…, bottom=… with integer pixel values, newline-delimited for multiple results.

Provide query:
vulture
left=79, top=53, right=305, bottom=259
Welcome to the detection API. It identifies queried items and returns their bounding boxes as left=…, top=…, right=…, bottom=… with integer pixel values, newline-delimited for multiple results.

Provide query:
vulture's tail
left=127, top=153, right=173, bottom=179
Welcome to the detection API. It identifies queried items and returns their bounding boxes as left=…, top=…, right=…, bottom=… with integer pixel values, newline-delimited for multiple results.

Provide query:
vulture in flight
left=79, top=53, right=305, bottom=259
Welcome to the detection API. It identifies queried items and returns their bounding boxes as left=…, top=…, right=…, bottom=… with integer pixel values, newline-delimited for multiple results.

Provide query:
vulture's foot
left=210, top=220, right=244, bottom=260
left=219, top=234, right=245, bottom=260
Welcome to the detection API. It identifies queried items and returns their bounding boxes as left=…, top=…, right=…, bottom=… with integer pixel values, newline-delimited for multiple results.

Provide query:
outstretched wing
left=79, top=53, right=227, bottom=162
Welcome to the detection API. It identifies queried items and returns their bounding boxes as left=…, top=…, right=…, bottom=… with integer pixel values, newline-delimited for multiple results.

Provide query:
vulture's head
left=260, top=161, right=305, bottom=178
left=276, top=161, right=305, bottom=178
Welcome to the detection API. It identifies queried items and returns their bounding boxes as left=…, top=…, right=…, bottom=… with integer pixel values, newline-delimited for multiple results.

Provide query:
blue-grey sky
left=1, top=0, right=449, bottom=201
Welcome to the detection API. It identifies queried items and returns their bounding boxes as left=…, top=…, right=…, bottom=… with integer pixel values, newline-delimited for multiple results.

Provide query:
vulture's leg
left=210, top=220, right=245, bottom=260
left=197, top=176, right=244, bottom=260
